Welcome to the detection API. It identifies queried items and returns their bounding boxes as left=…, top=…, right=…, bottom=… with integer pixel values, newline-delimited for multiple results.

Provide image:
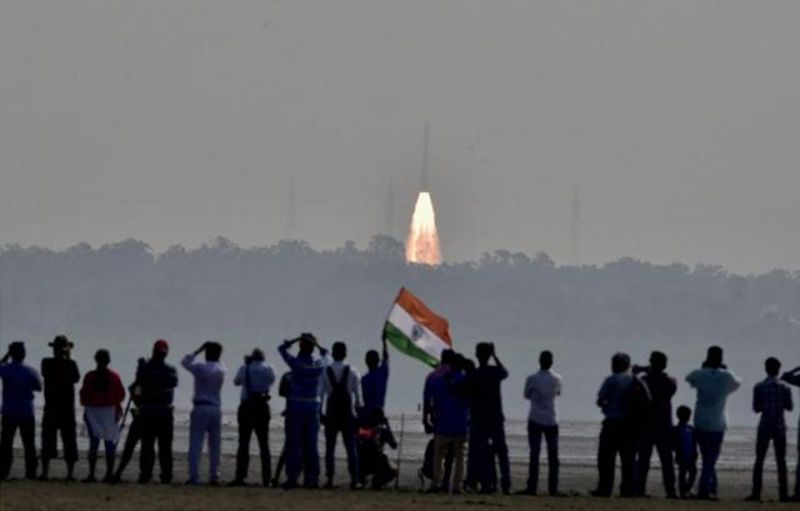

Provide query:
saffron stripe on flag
left=394, top=288, right=452, bottom=346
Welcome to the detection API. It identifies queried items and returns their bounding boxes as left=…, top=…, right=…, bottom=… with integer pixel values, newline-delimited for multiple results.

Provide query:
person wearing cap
left=40, top=334, right=81, bottom=481
left=0, top=341, right=42, bottom=480
left=134, top=339, right=178, bottom=484
left=229, top=348, right=275, bottom=487
left=182, top=341, right=226, bottom=485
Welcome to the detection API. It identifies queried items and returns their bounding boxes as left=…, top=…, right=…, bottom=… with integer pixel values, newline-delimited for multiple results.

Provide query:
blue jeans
left=528, top=421, right=559, bottom=494
left=188, top=405, right=221, bottom=484
left=286, top=407, right=321, bottom=486
left=695, top=430, right=724, bottom=497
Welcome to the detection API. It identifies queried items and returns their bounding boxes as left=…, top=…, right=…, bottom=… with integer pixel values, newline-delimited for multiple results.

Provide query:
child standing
left=674, top=405, right=698, bottom=498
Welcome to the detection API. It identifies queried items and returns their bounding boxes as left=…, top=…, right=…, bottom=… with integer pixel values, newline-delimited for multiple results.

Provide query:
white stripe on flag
left=388, top=304, right=449, bottom=360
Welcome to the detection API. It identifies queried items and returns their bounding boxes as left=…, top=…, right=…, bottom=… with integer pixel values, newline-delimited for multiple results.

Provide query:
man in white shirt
left=229, top=348, right=276, bottom=487
left=522, top=350, right=562, bottom=496
left=685, top=346, right=740, bottom=500
left=181, top=341, right=226, bottom=485
left=319, top=341, right=362, bottom=489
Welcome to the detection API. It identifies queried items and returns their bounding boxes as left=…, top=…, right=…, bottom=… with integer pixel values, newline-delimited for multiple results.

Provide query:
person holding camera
left=685, top=346, right=740, bottom=500
left=278, top=333, right=330, bottom=489
left=182, top=341, right=226, bottom=485
left=466, top=342, right=510, bottom=494
left=632, top=352, right=677, bottom=498
left=229, top=348, right=275, bottom=487
left=0, top=341, right=42, bottom=481
left=40, top=334, right=80, bottom=481
left=135, top=340, right=178, bottom=484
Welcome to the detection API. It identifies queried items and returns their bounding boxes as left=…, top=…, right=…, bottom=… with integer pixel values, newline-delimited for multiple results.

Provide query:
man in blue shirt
left=746, top=357, right=793, bottom=502
left=361, top=338, right=389, bottom=418
left=279, top=333, right=330, bottom=489
left=0, top=341, right=42, bottom=480
left=424, top=350, right=469, bottom=494
left=591, top=352, right=635, bottom=498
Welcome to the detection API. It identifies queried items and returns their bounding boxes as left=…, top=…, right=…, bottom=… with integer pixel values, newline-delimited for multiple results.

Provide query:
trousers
left=188, top=405, right=221, bottom=484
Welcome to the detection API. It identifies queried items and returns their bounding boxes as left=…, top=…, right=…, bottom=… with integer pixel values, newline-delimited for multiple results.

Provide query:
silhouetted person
left=0, top=341, right=41, bottom=480
left=361, top=338, right=389, bottom=419
left=633, top=351, right=677, bottom=498
left=356, top=408, right=398, bottom=489
left=182, top=341, right=226, bottom=485
left=746, top=357, right=793, bottom=502
left=523, top=350, right=562, bottom=496
left=230, top=348, right=275, bottom=487
left=111, top=398, right=141, bottom=482
left=686, top=346, right=740, bottom=500
left=80, top=349, right=126, bottom=483
left=271, top=371, right=293, bottom=487
left=279, top=333, right=330, bottom=489
left=320, top=341, right=361, bottom=489
left=424, top=350, right=469, bottom=494
left=673, top=406, right=698, bottom=498
left=466, top=342, right=509, bottom=494
left=135, top=340, right=178, bottom=484
left=40, top=334, right=80, bottom=481
left=781, top=364, right=800, bottom=501
left=591, top=352, right=635, bottom=498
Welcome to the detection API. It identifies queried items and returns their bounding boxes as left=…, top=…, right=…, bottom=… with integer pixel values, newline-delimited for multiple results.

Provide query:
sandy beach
left=0, top=449, right=792, bottom=510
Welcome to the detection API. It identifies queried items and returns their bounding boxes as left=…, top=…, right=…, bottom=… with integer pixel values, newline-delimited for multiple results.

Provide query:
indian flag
left=382, top=287, right=452, bottom=367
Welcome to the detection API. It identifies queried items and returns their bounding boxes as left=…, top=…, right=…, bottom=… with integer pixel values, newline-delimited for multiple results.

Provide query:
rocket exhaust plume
left=405, top=191, right=442, bottom=265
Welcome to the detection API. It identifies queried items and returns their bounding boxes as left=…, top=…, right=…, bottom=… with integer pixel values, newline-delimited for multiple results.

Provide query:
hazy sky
left=1, top=1, right=798, bottom=273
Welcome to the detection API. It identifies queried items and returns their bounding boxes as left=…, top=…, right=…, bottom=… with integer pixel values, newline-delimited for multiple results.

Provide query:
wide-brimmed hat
left=49, top=335, right=74, bottom=349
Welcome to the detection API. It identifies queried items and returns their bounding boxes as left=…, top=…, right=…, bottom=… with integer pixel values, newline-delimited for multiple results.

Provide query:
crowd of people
left=0, top=334, right=798, bottom=503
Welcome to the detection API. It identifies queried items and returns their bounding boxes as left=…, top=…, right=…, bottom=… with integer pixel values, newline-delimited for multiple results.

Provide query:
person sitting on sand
left=182, top=341, right=226, bottom=485
left=0, top=341, right=42, bottom=481
left=79, top=349, right=126, bottom=483
left=746, top=357, right=793, bottom=502
left=685, top=346, right=740, bottom=501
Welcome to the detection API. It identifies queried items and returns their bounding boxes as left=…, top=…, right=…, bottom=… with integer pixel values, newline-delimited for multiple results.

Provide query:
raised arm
left=781, top=366, right=800, bottom=386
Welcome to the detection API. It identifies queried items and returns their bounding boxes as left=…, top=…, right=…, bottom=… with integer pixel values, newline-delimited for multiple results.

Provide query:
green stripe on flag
left=382, top=322, right=439, bottom=368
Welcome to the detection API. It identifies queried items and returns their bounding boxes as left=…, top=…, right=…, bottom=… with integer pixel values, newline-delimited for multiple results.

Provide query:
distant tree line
left=1, top=235, right=798, bottom=349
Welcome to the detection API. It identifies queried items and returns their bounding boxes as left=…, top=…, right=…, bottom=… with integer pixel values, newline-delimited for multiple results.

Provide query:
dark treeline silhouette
left=2, top=236, right=798, bottom=349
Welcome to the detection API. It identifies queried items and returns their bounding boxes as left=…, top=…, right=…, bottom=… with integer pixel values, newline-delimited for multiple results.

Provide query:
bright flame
left=406, top=191, right=442, bottom=265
